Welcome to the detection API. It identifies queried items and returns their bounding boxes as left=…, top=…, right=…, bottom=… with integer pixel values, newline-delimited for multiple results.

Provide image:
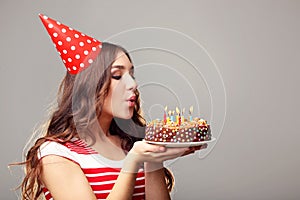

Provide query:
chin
left=115, top=110, right=134, bottom=120
left=123, top=112, right=134, bottom=119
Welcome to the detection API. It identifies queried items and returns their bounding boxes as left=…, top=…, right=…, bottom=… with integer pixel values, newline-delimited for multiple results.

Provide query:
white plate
left=144, top=137, right=216, bottom=147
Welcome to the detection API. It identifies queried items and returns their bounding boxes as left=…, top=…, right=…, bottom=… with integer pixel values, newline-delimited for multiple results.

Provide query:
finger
left=151, top=147, right=188, bottom=158
left=142, top=142, right=166, bottom=153
left=189, top=146, right=201, bottom=151
left=189, top=144, right=208, bottom=151
left=200, top=143, right=208, bottom=149
left=146, top=147, right=193, bottom=162
left=162, top=147, right=189, bottom=157
left=181, top=150, right=195, bottom=157
left=132, top=141, right=165, bottom=154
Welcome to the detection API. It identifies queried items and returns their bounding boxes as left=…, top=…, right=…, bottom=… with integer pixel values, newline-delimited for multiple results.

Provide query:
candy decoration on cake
left=145, top=106, right=212, bottom=143
left=39, top=13, right=102, bottom=74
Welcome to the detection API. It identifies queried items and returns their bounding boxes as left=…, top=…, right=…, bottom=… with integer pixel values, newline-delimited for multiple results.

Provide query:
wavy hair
left=13, top=42, right=174, bottom=200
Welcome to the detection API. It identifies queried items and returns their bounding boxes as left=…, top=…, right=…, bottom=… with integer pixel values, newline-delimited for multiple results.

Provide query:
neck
left=96, top=114, right=124, bottom=155
left=98, top=113, right=113, bottom=137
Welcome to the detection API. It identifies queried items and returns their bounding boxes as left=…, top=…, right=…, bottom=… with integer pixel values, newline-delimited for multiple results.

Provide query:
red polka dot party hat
left=39, top=13, right=102, bottom=74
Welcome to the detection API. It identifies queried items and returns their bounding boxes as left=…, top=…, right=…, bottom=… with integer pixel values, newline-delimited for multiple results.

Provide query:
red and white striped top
left=38, top=138, right=145, bottom=200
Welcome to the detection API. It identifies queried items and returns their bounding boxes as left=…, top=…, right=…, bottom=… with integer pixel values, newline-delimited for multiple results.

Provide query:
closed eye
left=111, top=75, right=122, bottom=80
left=111, top=65, right=135, bottom=80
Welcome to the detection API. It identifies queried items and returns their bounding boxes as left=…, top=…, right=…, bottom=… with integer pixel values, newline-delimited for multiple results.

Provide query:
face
left=101, top=51, right=137, bottom=119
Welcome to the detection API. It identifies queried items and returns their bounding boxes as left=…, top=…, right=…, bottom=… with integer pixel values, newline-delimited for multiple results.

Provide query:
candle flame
left=189, top=106, right=193, bottom=115
left=164, top=106, right=168, bottom=111
left=176, top=107, right=180, bottom=114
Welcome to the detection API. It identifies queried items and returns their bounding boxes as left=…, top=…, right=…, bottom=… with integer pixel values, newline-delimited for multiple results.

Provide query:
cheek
left=111, top=82, right=125, bottom=101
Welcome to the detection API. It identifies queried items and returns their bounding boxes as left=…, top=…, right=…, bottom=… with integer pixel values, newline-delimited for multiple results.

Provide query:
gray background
left=1, top=0, right=300, bottom=199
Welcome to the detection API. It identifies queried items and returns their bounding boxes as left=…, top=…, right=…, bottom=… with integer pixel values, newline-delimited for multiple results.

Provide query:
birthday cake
left=145, top=107, right=212, bottom=143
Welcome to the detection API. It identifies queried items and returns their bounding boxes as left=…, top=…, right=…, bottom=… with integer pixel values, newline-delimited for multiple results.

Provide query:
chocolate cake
left=145, top=118, right=212, bottom=143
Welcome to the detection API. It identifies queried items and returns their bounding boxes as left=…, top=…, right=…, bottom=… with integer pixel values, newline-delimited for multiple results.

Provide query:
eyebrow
left=111, top=65, right=134, bottom=70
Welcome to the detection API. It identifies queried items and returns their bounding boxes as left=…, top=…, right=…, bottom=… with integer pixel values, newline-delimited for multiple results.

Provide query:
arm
left=40, top=155, right=97, bottom=200
left=40, top=142, right=198, bottom=200
left=41, top=155, right=141, bottom=200
left=125, top=141, right=191, bottom=200
left=144, top=162, right=171, bottom=200
left=140, top=144, right=208, bottom=200
left=105, top=158, right=140, bottom=200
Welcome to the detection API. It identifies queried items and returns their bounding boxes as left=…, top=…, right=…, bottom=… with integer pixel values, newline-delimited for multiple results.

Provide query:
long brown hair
left=14, top=42, right=174, bottom=199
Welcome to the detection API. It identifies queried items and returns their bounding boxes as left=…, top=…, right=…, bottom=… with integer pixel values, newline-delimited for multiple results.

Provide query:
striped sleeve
left=37, top=141, right=79, bottom=165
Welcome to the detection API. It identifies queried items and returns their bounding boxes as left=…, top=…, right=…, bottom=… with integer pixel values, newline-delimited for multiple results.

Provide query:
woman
left=18, top=14, right=205, bottom=200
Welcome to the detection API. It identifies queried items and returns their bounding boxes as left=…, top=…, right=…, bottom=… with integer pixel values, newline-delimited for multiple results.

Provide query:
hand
left=127, top=141, right=189, bottom=165
left=181, top=143, right=208, bottom=157
left=123, top=142, right=208, bottom=173
left=143, top=144, right=209, bottom=173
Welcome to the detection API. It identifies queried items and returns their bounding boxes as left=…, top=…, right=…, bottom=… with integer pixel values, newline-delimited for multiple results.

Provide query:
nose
left=123, top=72, right=137, bottom=91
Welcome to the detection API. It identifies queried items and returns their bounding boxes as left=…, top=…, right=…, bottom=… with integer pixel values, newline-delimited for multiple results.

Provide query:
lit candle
left=189, top=106, right=193, bottom=121
left=175, top=107, right=180, bottom=124
left=170, top=110, right=175, bottom=122
left=167, top=110, right=171, bottom=124
left=181, top=108, right=185, bottom=124
left=163, top=106, right=167, bottom=124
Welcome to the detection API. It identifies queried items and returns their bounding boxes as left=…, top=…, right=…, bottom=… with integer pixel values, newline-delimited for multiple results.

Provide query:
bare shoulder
left=40, top=155, right=97, bottom=200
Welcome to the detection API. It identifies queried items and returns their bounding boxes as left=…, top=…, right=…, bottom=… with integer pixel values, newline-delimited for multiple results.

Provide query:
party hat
left=39, top=14, right=102, bottom=74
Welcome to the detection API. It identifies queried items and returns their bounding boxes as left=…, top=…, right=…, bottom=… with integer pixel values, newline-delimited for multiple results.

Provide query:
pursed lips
left=127, top=95, right=136, bottom=102
left=126, top=95, right=136, bottom=107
